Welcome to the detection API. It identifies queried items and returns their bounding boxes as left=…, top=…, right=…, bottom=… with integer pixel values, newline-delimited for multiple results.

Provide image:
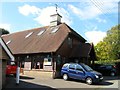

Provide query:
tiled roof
left=2, top=23, right=86, bottom=55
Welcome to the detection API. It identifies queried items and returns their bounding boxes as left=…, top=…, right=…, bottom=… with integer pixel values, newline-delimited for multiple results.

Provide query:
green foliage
left=0, top=28, right=9, bottom=35
left=95, top=25, right=120, bottom=62
left=95, top=59, right=120, bottom=65
left=95, top=41, right=109, bottom=60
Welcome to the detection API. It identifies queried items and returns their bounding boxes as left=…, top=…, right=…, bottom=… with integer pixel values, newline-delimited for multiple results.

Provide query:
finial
left=55, top=4, right=58, bottom=13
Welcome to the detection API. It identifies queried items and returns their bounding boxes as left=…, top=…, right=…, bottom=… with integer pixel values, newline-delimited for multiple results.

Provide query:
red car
left=6, top=61, right=17, bottom=76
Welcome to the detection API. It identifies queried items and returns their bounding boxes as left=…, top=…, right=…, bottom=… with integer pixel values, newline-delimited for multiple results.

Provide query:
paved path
left=3, top=71, right=120, bottom=90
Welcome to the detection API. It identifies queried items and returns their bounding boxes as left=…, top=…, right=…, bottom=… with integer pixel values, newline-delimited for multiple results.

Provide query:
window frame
left=25, top=32, right=33, bottom=38
left=69, top=64, right=75, bottom=70
left=37, top=29, right=46, bottom=36
left=76, top=65, right=84, bottom=71
left=50, top=26, right=59, bottom=34
left=68, top=37, right=73, bottom=48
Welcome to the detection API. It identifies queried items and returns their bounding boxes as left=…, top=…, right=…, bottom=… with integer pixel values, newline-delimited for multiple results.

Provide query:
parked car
left=6, top=61, right=17, bottom=77
left=92, top=64, right=117, bottom=76
left=61, top=63, right=103, bottom=85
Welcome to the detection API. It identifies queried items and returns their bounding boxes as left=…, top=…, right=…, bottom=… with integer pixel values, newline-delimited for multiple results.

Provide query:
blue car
left=61, top=63, right=103, bottom=85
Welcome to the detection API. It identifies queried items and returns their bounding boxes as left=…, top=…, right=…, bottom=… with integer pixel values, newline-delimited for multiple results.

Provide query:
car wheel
left=110, top=72, right=115, bottom=76
left=63, top=74, right=69, bottom=80
left=86, top=77, right=93, bottom=85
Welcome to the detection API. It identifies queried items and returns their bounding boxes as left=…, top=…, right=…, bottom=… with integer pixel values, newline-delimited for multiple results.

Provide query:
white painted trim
left=0, top=37, right=14, bottom=61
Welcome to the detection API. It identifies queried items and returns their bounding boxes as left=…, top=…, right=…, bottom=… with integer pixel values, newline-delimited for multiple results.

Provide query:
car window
left=69, top=64, right=75, bottom=70
left=11, top=62, right=16, bottom=66
left=7, top=61, right=16, bottom=66
left=100, top=66, right=106, bottom=68
left=106, top=65, right=112, bottom=69
left=76, top=65, right=83, bottom=71
left=82, top=64, right=93, bottom=71
left=62, top=64, right=68, bottom=68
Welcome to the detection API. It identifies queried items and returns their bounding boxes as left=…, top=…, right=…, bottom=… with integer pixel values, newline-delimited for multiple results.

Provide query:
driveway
left=3, top=71, right=120, bottom=90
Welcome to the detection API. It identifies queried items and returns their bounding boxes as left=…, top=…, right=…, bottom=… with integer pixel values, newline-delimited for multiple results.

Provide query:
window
left=44, top=58, right=52, bottom=66
left=6, top=40, right=11, bottom=44
left=51, top=26, right=59, bottom=33
left=82, top=64, right=93, bottom=72
left=76, top=65, right=83, bottom=71
left=37, top=29, right=46, bottom=36
left=105, top=65, right=112, bottom=69
left=63, top=64, right=68, bottom=68
left=48, top=58, right=51, bottom=62
left=11, top=62, right=16, bottom=66
left=69, top=64, right=75, bottom=70
left=68, top=37, right=72, bottom=48
left=25, top=32, right=33, bottom=38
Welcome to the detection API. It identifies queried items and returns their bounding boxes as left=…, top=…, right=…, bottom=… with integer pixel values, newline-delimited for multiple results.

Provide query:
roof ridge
left=63, top=23, right=86, bottom=42
left=2, top=26, right=49, bottom=37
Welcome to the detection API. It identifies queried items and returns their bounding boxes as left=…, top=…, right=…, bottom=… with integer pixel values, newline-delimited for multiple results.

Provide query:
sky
left=0, top=0, right=119, bottom=45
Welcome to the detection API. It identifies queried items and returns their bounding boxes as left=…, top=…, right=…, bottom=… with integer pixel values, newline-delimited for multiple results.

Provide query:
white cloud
left=59, top=7, right=72, bottom=25
left=34, top=6, right=72, bottom=26
left=18, top=4, right=41, bottom=16
left=18, top=4, right=72, bottom=26
left=96, top=17, right=107, bottom=23
left=68, top=4, right=101, bottom=19
left=0, top=24, right=11, bottom=31
left=85, top=30, right=106, bottom=45
left=68, top=0, right=118, bottom=19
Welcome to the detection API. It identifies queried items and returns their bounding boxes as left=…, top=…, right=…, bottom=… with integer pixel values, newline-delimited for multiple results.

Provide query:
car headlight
left=95, top=75, right=99, bottom=78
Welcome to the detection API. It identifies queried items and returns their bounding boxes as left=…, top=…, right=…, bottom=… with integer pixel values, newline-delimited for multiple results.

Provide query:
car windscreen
left=62, top=64, right=68, bottom=68
left=7, top=61, right=16, bottom=66
left=81, top=64, right=93, bottom=72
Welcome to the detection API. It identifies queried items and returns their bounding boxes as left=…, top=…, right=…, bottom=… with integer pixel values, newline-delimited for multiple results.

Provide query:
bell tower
left=50, top=4, right=62, bottom=27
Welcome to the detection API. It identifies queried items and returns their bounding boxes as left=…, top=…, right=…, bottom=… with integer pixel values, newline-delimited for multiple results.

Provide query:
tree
left=95, top=25, right=120, bottom=61
left=0, top=28, right=9, bottom=35
left=104, top=25, right=120, bottom=60
left=95, top=41, right=109, bottom=61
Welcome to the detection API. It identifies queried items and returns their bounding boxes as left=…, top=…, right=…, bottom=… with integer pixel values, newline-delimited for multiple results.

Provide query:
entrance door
left=35, top=61, right=43, bottom=69
left=33, top=60, right=43, bottom=69
left=40, top=63, right=43, bottom=69
left=40, top=60, right=43, bottom=69
left=36, top=62, right=40, bottom=69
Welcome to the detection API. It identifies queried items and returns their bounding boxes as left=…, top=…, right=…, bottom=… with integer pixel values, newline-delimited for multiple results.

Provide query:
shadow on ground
left=65, top=78, right=113, bottom=86
left=103, top=76, right=120, bottom=81
left=3, top=75, right=57, bottom=90
left=20, top=76, right=35, bottom=80
left=3, top=75, right=119, bottom=89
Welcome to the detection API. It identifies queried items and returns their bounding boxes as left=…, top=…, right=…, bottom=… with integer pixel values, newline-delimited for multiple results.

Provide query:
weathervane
left=55, top=4, right=58, bottom=13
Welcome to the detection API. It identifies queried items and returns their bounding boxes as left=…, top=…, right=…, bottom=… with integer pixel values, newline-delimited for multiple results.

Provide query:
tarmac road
left=3, top=71, right=120, bottom=90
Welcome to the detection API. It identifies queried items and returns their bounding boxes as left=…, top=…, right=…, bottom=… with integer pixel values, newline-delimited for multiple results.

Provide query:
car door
left=68, top=64, right=76, bottom=79
left=99, top=66, right=107, bottom=75
left=105, top=65, right=113, bottom=75
left=75, top=65, right=85, bottom=80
